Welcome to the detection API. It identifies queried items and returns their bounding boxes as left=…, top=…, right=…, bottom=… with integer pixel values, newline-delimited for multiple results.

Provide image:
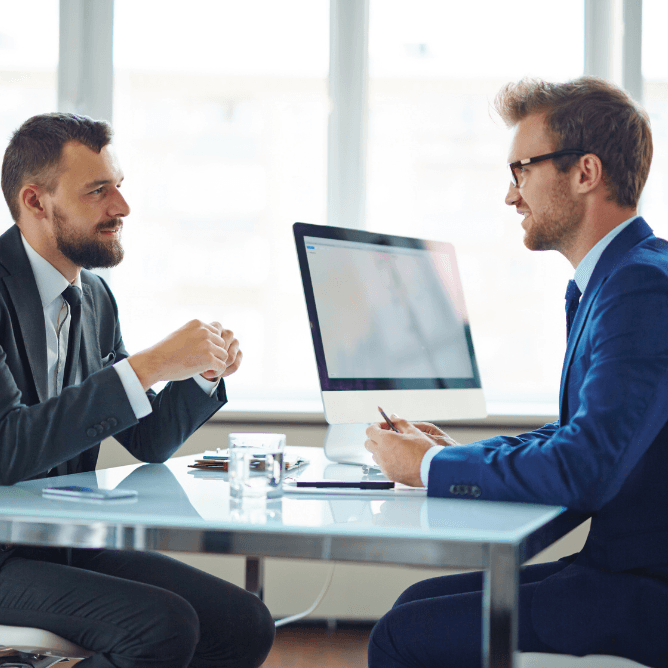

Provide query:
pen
left=378, top=406, right=400, bottom=432
left=290, top=481, right=395, bottom=489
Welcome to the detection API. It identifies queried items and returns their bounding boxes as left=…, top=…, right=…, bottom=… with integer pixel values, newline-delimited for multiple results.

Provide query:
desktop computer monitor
left=293, top=222, right=486, bottom=424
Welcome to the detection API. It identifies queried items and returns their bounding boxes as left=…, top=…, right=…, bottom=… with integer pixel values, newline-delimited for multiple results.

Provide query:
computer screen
left=294, top=223, right=486, bottom=423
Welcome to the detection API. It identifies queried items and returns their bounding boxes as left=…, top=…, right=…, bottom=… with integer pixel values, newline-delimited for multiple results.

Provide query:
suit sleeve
left=0, top=277, right=226, bottom=485
left=0, top=355, right=138, bottom=485
left=112, top=377, right=227, bottom=464
left=428, top=263, right=668, bottom=512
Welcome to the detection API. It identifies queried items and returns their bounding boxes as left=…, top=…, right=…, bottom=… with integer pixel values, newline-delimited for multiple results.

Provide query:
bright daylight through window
left=641, top=0, right=668, bottom=245
left=4, top=0, right=666, bottom=417
left=367, top=0, right=584, bottom=413
left=112, top=0, right=328, bottom=408
left=0, top=1, right=58, bottom=232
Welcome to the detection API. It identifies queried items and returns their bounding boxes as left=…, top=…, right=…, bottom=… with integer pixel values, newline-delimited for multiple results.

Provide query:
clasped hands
left=129, top=319, right=242, bottom=391
left=364, top=416, right=459, bottom=488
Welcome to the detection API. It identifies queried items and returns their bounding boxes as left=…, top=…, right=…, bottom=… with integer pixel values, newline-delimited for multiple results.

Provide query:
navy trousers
left=0, top=546, right=274, bottom=668
left=368, top=560, right=567, bottom=668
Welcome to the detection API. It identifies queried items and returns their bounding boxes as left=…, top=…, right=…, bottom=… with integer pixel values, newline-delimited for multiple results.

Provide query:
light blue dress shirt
left=419, top=214, right=640, bottom=487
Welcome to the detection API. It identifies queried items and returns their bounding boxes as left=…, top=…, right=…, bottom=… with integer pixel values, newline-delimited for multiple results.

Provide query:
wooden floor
left=22, top=622, right=373, bottom=668
left=261, top=622, right=373, bottom=668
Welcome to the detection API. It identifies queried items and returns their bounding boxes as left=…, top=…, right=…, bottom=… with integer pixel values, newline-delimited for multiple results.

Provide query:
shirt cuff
left=114, top=358, right=152, bottom=419
left=421, top=445, right=446, bottom=488
left=192, top=373, right=220, bottom=397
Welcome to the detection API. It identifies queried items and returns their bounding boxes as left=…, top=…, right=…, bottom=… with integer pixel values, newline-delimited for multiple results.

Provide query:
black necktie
left=62, top=285, right=82, bottom=389
left=565, top=279, right=582, bottom=340
left=55, top=285, right=82, bottom=478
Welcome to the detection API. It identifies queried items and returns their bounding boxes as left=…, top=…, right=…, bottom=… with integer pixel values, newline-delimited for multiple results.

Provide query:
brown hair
left=1, top=112, right=113, bottom=223
left=494, top=76, right=652, bottom=208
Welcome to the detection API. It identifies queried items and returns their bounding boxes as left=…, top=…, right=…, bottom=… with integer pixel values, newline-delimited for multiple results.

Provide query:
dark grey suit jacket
left=0, top=224, right=228, bottom=561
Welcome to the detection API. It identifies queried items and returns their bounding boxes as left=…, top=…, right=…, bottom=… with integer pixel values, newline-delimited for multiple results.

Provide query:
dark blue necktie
left=565, top=279, right=582, bottom=340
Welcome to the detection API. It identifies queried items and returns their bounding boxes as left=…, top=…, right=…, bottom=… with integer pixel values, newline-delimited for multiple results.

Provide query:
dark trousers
left=0, top=546, right=274, bottom=668
left=368, top=560, right=567, bottom=668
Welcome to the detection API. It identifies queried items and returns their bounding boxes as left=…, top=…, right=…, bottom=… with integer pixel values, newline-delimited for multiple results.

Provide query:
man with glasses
left=366, top=77, right=667, bottom=667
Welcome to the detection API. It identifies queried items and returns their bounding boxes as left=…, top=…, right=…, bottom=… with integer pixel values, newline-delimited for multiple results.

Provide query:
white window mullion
left=622, top=0, right=643, bottom=102
left=327, top=0, right=369, bottom=230
left=585, top=0, right=643, bottom=101
left=584, top=0, right=620, bottom=82
left=58, top=0, right=114, bottom=122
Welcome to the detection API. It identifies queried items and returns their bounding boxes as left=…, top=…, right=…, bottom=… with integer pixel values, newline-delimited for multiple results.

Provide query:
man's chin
left=60, top=242, right=124, bottom=270
left=523, top=228, right=550, bottom=252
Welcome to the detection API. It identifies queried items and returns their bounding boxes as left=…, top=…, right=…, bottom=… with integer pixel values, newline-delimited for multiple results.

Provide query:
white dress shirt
left=419, top=214, right=640, bottom=488
left=20, top=233, right=218, bottom=420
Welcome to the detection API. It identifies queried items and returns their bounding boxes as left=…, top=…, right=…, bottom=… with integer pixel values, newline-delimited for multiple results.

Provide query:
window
left=641, top=1, right=668, bottom=242
left=112, top=0, right=329, bottom=404
left=0, top=0, right=59, bottom=233
left=7, top=1, right=659, bottom=417
left=367, top=0, right=585, bottom=413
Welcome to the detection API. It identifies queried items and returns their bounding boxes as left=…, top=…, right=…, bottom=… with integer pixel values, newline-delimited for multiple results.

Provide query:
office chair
left=0, top=624, right=92, bottom=667
left=519, top=652, right=650, bottom=667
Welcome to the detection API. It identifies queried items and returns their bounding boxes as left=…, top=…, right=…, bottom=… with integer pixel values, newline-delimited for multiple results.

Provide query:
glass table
left=0, top=446, right=585, bottom=668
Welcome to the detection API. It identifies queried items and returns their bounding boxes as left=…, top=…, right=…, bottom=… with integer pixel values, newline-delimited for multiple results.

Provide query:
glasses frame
left=508, top=149, right=588, bottom=187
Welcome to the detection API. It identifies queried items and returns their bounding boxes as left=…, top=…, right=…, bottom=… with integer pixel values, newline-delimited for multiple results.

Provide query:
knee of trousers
left=250, top=595, right=276, bottom=666
left=368, top=615, right=392, bottom=658
left=223, top=592, right=276, bottom=668
left=122, top=593, right=200, bottom=667
left=368, top=610, right=412, bottom=668
left=393, top=580, right=427, bottom=608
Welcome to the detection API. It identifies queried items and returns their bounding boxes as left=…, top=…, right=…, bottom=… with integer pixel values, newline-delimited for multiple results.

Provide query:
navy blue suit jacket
left=428, top=218, right=668, bottom=664
left=0, top=224, right=228, bottom=563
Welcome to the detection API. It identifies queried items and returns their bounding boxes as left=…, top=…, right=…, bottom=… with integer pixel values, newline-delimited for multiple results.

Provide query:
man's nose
left=505, top=182, right=521, bottom=207
left=109, top=189, right=131, bottom=218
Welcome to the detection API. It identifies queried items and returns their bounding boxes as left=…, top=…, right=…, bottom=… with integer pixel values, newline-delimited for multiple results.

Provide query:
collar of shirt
left=20, top=232, right=83, bottom=307
left=573, top=214, right=639, bottom=295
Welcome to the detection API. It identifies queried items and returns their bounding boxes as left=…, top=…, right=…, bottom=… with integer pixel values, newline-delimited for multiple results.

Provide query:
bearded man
left=0, top=113, right=274, bottom=668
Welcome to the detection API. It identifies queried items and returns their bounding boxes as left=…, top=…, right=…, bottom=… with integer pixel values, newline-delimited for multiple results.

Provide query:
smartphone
left=42, top=486, right=138, bottom=502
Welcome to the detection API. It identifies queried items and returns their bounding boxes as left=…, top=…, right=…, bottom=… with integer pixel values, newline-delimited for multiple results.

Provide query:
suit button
left=95, top=424, right=104, bottom=435
left=471, top=486, right=481, bottom=498
left=86, top=428, right=97, bottom=438
left=100, top=420, right=109, bottom=431
left=108, top=417, right=118, bottom=427
left=449, top=485, right=458, bottom=495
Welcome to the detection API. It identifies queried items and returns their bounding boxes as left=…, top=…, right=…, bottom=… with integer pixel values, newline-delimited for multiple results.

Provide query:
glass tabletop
left=0, top=447, right=566, bottom=545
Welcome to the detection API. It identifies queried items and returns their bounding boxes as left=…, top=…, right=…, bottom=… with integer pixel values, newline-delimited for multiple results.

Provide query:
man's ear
left=19, top=184, right=49, bottom=220
left=573, top=153, right=604, bottom=195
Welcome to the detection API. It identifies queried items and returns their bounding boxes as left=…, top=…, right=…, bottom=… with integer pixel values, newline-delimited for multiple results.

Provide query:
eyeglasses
left=508, top=149, right=587, bottom=187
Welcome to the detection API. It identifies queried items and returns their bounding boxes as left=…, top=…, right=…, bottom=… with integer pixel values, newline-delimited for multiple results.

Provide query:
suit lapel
left=0, top=226, right=49, bottom=403
left=558, top=218, right=654, bottom=419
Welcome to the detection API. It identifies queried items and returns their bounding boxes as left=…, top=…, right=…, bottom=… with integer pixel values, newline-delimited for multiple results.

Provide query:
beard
left=52, top=207, right=124, bottom=269
left=523, top=175, right=584, bottom=254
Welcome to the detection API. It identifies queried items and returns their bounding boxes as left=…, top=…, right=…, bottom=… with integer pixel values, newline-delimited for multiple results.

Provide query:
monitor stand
left=322, top=423, right=376, bottom=467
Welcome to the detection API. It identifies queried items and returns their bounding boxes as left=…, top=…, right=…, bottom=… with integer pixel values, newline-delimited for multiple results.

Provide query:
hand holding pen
left=366, top=409, right=460, bottom=487
left=378, top=407, right=459, bottom=447
left=378, top=406, right=400, bottom=432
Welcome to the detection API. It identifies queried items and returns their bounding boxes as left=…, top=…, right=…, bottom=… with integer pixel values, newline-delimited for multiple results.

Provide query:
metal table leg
left=483, top=544, right=519, bottom=668
left=245, top=556, right=265, bottom=600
